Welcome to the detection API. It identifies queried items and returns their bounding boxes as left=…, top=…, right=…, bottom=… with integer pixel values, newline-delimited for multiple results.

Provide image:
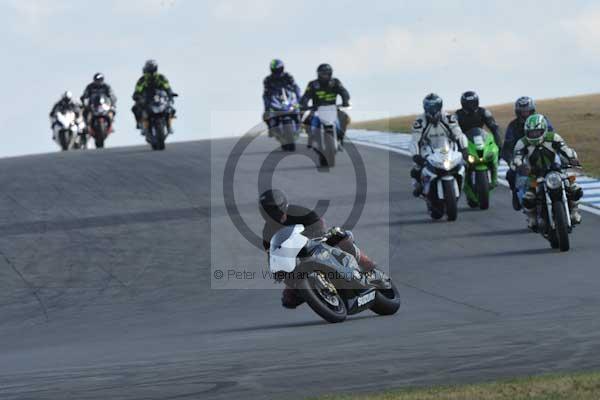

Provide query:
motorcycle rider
left=513, top=114, right=583, bottom=229
left=503, top=97, right=555, bottom=208
left=410, top=93, right=468, bottom=197
left=300, top=63, right=350, bottom=149
left=455, top=91, right=502, bottom=186
left=80, top=73, right=117, bottom=131
left=259, top=189, right=380, bottom=309
left=262, top=59, right=301, bottom=136
left=49, top=91, right=84, bottom=140
left=132, top=60, right=177, bottom=134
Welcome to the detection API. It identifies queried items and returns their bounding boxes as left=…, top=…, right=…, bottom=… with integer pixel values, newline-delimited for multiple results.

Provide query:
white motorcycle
left=420, top=136, right=465, bottom=221
left=311, top=105, right=349, bottom=168
left=52, top=110, right=86, bottom=151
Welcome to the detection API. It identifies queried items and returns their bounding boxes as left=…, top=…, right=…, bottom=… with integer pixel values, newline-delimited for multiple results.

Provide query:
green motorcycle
left=464, top=128, right=499, bottom=210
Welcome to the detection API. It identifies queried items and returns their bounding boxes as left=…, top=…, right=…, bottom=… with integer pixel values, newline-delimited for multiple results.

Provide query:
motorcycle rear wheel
left=370, top=280, right=401, bottom=316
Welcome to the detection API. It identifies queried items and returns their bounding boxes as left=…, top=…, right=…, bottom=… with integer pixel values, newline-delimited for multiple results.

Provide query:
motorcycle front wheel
left=476, top=170, right=490, bottom=210
left=298, top=272, right=347, bottom=323
left=443, top=180, right=458, bottom=221
left=552, top=201, right=570, bottom=252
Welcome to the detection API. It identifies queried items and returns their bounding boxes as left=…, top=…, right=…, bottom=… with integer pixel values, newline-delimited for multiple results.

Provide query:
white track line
left=348, top=130, right=600, bottom=217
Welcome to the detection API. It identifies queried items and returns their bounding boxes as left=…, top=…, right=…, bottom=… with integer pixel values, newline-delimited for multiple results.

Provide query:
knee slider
left=522, top=192, right=536, bottom=210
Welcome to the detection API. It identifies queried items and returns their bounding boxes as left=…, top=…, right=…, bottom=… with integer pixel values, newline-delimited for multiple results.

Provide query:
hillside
left=352, top=94, right=600, bottom=176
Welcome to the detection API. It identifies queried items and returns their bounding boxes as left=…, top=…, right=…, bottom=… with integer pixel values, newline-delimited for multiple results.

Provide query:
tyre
left=552, top=201, right=570, bottom=252
left=152, top=120, right=166, bottom=151
left=324, top=129, right=336, bottom=167
left=370, top=281, right=401, bottom=316
left=58, top=130, right=69, bottom=151
left=443, top=180, right=458, bottom=221
left=94, top=119, right=107, bottom=149
left=298, top=272, right=347, bottom=323
left=476, top=170, right=490, bottom=210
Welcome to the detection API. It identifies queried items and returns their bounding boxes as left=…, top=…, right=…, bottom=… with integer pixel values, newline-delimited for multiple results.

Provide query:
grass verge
left=312, top=371, right=600, bottom=400
left=352, top=93, right=600, bottom=176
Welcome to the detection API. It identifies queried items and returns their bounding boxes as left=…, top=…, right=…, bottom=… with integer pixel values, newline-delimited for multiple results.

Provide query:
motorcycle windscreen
left=269, top=224, right=308, bottom=273
left=317, top=105, right=338, bottom=125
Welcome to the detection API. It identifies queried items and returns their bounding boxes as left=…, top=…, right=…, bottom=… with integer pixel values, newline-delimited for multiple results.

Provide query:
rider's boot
left=412, top=181, right=423, bottom=198
left=281, top=287, right=304, bottom=309
left=570, top=201, right=582, bottom=225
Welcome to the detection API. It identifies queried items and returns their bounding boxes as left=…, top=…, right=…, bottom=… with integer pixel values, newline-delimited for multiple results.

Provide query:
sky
left=1, top=0, right=600, bottom=158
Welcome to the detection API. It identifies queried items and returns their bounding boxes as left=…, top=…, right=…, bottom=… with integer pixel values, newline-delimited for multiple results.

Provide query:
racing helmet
left=524, top=114, right=548, bottom=146
left=259, top=189, right=289, bottom=223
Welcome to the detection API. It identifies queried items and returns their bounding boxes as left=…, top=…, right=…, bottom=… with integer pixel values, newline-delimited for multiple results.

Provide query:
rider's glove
left=412, top=154, right=425, bottom=166
left=325, top=227, right=349, bottom=246
left=262, top=111, right=270, bottom=122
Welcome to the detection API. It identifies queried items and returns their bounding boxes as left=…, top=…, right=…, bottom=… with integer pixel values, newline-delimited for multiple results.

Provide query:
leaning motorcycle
left=266, top=87, right=300, bottom=152
left=464, top=128, right=499, bottom=210
left=419, top=137, right=465, bottom=221
left=143, top=90, right=176, bottom=151
left=269, top=225, right=401, bottom=323
left=87, top=94, right=114, bottom=149
left=52, top=110, right=86, bottom=151
left=530, top=164, right=579, bottom=252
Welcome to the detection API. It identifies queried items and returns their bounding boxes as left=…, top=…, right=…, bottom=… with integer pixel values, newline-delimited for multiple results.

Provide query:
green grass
left=312, top=371, right=600, bottom=400
left=352, top=93, right=600, bottom=177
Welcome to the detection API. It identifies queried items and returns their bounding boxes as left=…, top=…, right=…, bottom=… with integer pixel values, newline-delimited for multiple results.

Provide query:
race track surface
left=1, top=138, right=599, bottom=400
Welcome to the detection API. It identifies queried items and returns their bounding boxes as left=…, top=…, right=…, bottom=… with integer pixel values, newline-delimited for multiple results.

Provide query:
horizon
left=2, top=0, right=600, bottom=158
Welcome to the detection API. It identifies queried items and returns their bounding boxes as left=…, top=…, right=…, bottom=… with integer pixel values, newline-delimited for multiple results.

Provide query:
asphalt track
left=1, top=137, right=599, bottom=400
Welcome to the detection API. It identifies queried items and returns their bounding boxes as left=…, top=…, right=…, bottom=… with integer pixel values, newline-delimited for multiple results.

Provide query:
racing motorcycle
left=52, top=109, right=86, bottom=151
left=269, top=225, right=401, bottom=323
left=266, top=87, right=301, bottom=151
left=87, top=94, right=114, bottom=149
left=530, top=163, right=579, bottom=252
left=143, top=90, right=176, bottom=151
left=311, top=105, right=348, bottom=168
left=419, top=136, right=465, bottom=221
left=464, top=128, right=499, bottom=210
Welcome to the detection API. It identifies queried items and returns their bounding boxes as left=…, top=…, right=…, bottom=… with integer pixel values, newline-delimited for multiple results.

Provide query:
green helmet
left=524, top=114, right=548, bottom=145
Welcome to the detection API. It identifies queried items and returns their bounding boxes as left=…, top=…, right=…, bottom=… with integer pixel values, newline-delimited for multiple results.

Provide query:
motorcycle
left=87, top=94, right=114, bottom=149
left=310, top=105, right=348, bottom=168
left=266, top=87, right=301, bottom=152
left=143, top=90, right=176, bottom=151
left=269, top=225, right=401, bottom=323
left=420, top=136, right=465, bottom=221
left=464, top=128, right=499, bottom=210
left=531, top=164, right=579, bottom=252
left=52, top=110, right=86, bottom=151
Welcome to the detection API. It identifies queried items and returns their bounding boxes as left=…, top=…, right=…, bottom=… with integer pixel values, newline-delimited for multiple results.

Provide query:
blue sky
left=1, top=0, right=600, bottom=157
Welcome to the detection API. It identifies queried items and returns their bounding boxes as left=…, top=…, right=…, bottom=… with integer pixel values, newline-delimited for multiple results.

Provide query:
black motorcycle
left=269, top=225, right=401, bottom=323
left=88, top=93, right=114, bottom=149
left=143, top=90, right=177, bottom=151
left=531, top=164, right=579, bottom=252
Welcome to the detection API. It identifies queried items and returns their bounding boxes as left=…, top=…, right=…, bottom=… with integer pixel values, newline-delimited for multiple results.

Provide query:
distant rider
left=80, top=73, right=117, bottom=131
left=262, top=59, right=302, bottom=135
left=259, top=189, right=379, bottom=309
left=49, top=91, right=84, bottom=140
left=513, top=114, right=582, bottom=229
left=300, top=64, right=350, bottom=149
left=455, top=91, right=502, bottom=186
left=132, top=60, right=177, bottom=134
left=503, top=97, right=555, bottom=207
left=410, top=93, right=468, bottom=197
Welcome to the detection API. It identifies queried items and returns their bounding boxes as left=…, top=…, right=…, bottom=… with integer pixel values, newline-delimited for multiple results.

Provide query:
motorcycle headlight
left=545, top=171, right=563, bottom=190
left=443, top=159, right=451, bottom=170
left=467, top=155, right=476, bottom=164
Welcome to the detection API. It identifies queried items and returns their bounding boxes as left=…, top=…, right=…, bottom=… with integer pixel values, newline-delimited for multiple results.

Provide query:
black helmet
left=61, top=91, right=73, bottom=103
left=514, top=96, right=536, bottom=121
left=460, top=91, right=479, bottom=113
left=423, top=93, right=443, bottom=124
left=270, top=59, right=284, bottom=77
left=93, top=73, right=104, bottom=84
left=259, top=189, right=289, bottom=223
left=317, top=63, right=333, bottom=82
left=143, top=59, right=158, bottom=74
